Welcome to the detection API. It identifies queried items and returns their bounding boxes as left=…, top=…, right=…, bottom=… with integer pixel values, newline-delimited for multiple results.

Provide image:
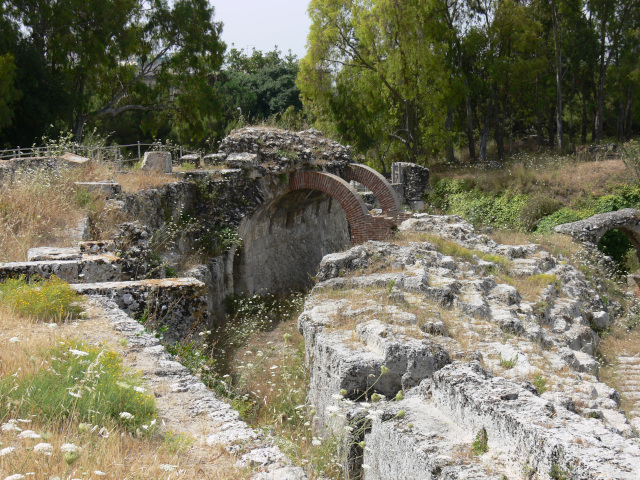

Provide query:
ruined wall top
left=215, top=126, right=353, bottom=173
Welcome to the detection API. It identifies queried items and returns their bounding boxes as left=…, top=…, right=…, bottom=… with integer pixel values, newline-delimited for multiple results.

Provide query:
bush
left=519, top=194, right=562, bottom=232
left=447, top=190, right=528, bottom=230
left=0, top=342, right=156, bottom=432
left=535, top=207, right=596, bottom=234
left=0, top=275, right=82, bottom=321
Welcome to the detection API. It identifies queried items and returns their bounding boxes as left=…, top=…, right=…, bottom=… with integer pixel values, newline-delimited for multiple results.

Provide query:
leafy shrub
left=0, top=342, right=156, bottom=432
left=0, top=275, right=82, bottom=321
left=621, top=140, right=640, bottom=180
left=472, top=427, right=489, bottom=455
left=535, top=207, right=596, bottom=234
left=519, top=194, right=563, bottom=232
left=447, top=190, right=529, bottom=230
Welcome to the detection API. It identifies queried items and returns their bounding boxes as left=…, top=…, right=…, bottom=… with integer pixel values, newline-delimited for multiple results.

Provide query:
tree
left=2, top=0, right=224, bottom=145
left=298, top=0, right=451, bottom=167
left=217, top=47, right=302, bottom=129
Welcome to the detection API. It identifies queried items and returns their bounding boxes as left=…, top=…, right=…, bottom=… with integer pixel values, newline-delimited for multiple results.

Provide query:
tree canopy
left=0, top=0, right=225, bottom=147
left=298, top=0, right=640, bottom=168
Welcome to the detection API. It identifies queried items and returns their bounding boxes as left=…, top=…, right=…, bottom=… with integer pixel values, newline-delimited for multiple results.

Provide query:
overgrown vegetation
left=0, top=341, right=156, bottom=432
left=0, top=275, right=82, bottom=320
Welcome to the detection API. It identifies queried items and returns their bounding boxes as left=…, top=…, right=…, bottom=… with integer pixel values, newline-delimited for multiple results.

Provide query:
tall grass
left=0, top=276, right=82, bottom=321
left=0, top=162, right=118, bottom=261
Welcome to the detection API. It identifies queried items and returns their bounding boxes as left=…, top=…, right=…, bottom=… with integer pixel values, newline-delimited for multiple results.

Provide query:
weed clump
left=0, top=341, right=156, bottom=432
left=472, top=427, right=489, bottom=455
left=0, top=275, right=82, bottom=321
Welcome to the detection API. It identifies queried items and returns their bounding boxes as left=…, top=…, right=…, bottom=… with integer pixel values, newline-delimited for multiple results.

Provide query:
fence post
left=17, top=146, right=20, bottom=158
left=137, top=141, right=141, bottom=160
left=180, top=146, right=183, bottom=158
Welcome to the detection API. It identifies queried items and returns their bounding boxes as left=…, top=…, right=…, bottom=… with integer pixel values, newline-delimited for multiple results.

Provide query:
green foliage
left=0, top=52, right=20, bottom=132
left=499, top=354, right=519, bottom=369
left=472, top=427, right=489, bottom=455
left=519, top=194, right=563, bottom=232
left=598, top=230, right=635, bottom=273
left=0, top=342, right=156, bottom=432
left=217, top=48, right=303, bottom=132
left=535, top=207, right=596, bottom=234
left=533, top=375, right=548, bottom=394
left=0, top=275, right=82, bottom=321
left=550, top=463, right=568, bottom=480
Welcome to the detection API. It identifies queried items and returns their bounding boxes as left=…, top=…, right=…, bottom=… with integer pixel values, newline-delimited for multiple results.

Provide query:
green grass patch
left=472, top=427, right=489, bottom=455
left=0, top=275, right=83, bottom=321
left=0, top=341, right=156, bottom=432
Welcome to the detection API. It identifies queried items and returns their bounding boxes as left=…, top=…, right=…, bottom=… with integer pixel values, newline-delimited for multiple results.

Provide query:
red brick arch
left=344, top=163, right=402, bottom=215
left=289, top=171, right=395, bottom=244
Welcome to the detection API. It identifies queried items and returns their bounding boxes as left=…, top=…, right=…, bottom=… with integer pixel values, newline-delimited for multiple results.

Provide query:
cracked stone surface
left=299, top=213, right=640, bottom=479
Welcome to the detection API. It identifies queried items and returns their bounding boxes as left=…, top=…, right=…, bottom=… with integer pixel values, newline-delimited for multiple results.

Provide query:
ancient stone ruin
left=2, top=128, right=639, bottom=479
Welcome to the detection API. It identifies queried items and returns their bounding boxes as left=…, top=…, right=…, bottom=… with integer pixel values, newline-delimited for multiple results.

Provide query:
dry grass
left=442, top=157, right=628, bottom=201
left=113, top=170, right=178, bottom=194
left=0, top=306, right=246, bottom=480
left=0, top=161, right=127, bottom=262
left=597, top=326, right=640, bottom=415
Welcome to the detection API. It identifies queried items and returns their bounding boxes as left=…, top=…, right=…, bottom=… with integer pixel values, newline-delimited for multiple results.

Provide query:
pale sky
left=212, top=0, right=312, bottom=59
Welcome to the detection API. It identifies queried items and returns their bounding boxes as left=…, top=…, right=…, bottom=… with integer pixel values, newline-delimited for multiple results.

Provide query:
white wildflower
left=17, top=430, right=41, bottom=439
left=68, top=391, right=82, bottom=398
left=60, top=443, right=80, bottom=453
left=159, top=464, right=178, bottom=472
left=311, top=438, right=322, bottom=446
left=133, top=386, right=145, bottom=393
left=33, top=443, right=53, bottom=455
left=69, top=349, right=89, bottom=357
left=0, top=446, right=16, bottom=456
left=93, top=471, right=107, bottom=476
left=325, top=406, right=339, bottom=414
left=119, top=412, right=134, bottom=420
left=1, top=420, right=21, bottom=432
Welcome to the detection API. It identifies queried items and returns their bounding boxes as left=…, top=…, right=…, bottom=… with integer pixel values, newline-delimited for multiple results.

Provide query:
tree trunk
left=535, top=76, right=544, bottom=149
left=445, top=106, right=455, bottom=163
left=551, top=0, right=564, bottom=151
left=548, top=103, right=556, bottom=148
left=581, top=95, right=588, bottom=144
left=625, top=87, right=634, bottom=139
left=493, top=84, right=504, bottom=159
left=463, top=76, right=477, bottom=162
left=595, top=25, right=607, bottom=143
left=73, top=115, right=85, bottom=141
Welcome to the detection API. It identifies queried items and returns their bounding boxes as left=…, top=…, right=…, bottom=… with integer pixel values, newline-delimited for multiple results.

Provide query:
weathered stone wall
left=234, top=189, right=350, bottom=295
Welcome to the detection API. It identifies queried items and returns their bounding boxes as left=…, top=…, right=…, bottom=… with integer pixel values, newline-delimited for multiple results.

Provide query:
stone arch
left=554, top=209, right=640, bottom=262
left=289, top=171, right=395, bottom=244
left=232, top=188, right=350, bottom=295
left=343, top=163, right=402, bottom=215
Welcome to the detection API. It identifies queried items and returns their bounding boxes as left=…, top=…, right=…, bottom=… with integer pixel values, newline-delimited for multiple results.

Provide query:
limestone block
left=141, top=151, right=172, bottom=172
left=179, top=153, right=201, bottom=168
left=203, top=153, right=226, bottom=166
left=71, top=277, right=207, bottom=342
left=225, top=152, right=258, bottom=169
left=27, top=247, right=80, bottom=261
left=60, top=152, right=90, bottom=165
left=79, top=254, right=125, bottom=283
left=0, top=260, right=79, bottom=283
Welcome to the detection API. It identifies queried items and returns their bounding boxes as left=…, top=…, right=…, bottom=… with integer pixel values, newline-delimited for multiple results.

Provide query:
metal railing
left=0, top=142, right=200, bottom=165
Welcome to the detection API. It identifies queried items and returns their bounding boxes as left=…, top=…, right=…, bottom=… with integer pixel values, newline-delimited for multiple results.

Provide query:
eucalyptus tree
left=298, top=0, right=452, bottom=168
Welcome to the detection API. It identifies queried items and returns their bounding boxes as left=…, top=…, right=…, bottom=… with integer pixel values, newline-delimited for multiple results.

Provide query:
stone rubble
left=298, top=213, right=640, bottom=479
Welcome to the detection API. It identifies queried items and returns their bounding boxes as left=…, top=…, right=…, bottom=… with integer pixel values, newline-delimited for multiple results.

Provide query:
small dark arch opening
left=597, top=227, right=640, bottom=273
